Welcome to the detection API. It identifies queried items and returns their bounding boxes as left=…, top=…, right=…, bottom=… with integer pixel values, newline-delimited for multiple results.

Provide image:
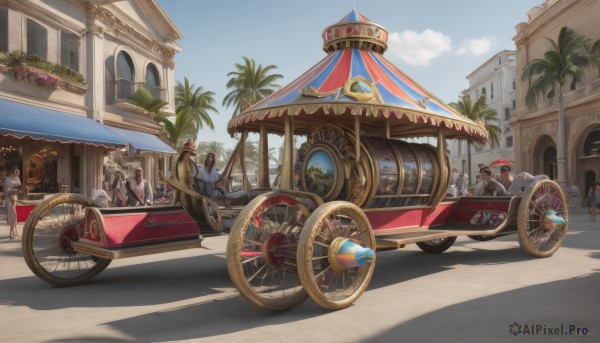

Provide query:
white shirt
left=196, top=165, right=219, bottom=183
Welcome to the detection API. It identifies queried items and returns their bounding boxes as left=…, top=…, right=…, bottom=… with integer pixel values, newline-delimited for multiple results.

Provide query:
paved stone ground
left=0, top=203, right=598, bottom=342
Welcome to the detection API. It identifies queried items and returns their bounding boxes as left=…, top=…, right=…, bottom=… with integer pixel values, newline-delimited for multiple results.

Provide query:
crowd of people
left=93, top=166, right=154, bottom=208
left=449, top=163, right=553, bottom=199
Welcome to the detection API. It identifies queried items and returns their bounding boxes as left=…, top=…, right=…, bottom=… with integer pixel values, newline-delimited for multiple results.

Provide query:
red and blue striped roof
left=228, top=10, right=487, bottom=141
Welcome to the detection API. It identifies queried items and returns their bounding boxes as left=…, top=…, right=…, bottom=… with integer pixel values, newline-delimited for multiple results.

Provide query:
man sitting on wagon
left=479, top=166, right=507, bottom=196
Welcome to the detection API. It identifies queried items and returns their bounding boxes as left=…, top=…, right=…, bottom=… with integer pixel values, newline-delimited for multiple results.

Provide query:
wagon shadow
left=0, top=253, right=231, bottom=310
left=61, top=241, right=549, bottom=341
left=365, top=271, right=600, bottom=342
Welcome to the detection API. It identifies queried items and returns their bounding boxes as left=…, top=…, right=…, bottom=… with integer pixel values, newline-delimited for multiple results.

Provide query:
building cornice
left=465, top=50, right=515, bottom=80
left=0, top=0, right=87, bottom=35
left=513, top=0, right=586, bottom=45
left=83, top=1, right=178, bottom=60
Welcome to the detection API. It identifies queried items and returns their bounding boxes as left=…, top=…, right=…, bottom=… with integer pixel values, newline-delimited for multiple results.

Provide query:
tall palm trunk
left=557, top=84, right=567, bottom=188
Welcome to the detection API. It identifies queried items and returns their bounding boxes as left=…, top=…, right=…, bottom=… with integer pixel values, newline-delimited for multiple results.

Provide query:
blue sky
left=157, top=0, right=541, bottom=149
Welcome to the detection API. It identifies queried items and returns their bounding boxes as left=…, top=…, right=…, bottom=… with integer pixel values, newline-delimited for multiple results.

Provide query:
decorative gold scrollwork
left=343, top=76, right=380, bottom=102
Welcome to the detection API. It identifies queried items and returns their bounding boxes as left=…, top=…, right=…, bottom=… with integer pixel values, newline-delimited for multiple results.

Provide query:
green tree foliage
left=196, top=141, right=227, bottom=166
left=449, top=95, right=500, bottom=185
left=522, top=26, right=600, bottom=107
left=223, top=57, right=283, bottom=117
left=175, top=77, right=218, bottom=137
left=521, top=26, right=600, bottom=185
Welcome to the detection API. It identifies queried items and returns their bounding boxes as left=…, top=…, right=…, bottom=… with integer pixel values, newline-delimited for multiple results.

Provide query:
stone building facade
left=0, top=0, right=180, bottom=199
left=513, top=0, right=600, bottom=195
left=450, top=50, right=517, bottom=184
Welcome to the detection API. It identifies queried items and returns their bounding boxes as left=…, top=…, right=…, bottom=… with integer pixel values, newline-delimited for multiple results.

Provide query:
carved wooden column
left=257, top=122, right=270, bottom=189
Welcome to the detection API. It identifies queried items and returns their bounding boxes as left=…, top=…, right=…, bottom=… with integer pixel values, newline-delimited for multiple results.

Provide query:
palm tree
left=175, top=77, right=218, bottom=137
left=154, top=110, right=196, bottom=149
left=449, top=95, right=500, bottom=185
left=196, top=141, right=227, bottom=166
left=223, top=57, right=283, bottom=117
left=521, top=26, right=600, bottom=187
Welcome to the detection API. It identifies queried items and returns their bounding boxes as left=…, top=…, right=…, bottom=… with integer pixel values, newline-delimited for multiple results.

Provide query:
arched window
left=145, top=63, right=161, bottom=99
left=116, top=51, right=134, bottom=99
left=491, top=82, right=494, bottom=99
left=27, top=19, right=47, bottom=60
left=481, top=87, right=487, bottom=100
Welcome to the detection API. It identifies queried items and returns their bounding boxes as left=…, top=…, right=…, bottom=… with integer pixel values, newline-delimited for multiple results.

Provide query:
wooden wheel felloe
left=297, top=201, right=376, bottom=310
left=22, top=193, right=111, bottom=287
left=226, top=192, right=317, bottom=310
left=517, top=180, right=568, bottom=257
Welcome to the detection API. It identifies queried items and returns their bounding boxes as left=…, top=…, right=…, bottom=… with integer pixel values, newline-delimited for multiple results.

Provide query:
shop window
left=145, top=63, right=162, bottom=99
left=27, top=19, right=47, bottom=60
left=116, top=51, right=134, bottom=99
left=0, top=7, right=7, bottom=52
left=60, top=30, right=79, bottom=71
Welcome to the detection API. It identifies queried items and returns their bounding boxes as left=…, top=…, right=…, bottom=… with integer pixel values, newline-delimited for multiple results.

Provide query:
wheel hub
left=328, top=237, right=375, bottom=272
left=541, top=209, right=566, bottom=232
left=59, top=225, right=80, bottom=254
left=263, top=233, right=289, bottom=267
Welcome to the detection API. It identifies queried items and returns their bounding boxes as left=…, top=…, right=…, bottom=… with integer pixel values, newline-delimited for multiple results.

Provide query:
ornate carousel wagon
left=21, top=10, right=568, bottom=311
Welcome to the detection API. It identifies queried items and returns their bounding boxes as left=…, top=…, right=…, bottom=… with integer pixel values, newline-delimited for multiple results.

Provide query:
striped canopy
left=227, top=10, right=488, bottom=141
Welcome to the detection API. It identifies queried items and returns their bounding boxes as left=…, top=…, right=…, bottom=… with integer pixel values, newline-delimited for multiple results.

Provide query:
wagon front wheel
left=297, top=201, right=376, bottom=310
left=517, top=180, right=568, bottom=257
left=226, top=192, right=316, bottom=310
left=21, top=193, right=111, bottom=287
left=416, top=236, right=456, bottom=253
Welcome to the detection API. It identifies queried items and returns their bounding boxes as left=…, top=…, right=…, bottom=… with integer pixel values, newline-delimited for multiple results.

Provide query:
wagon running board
left=375, top=229, right=517, bottom=251
left=71, top=237, right=204, bottom=259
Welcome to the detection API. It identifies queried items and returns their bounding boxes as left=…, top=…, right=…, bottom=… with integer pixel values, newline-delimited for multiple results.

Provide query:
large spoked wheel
left=226, top=192, right=316, bottom=310
left=517, top=180, right=568, bottom=257
left=297, top=201, right=376, bottom=310
left=22, top=193, right=111, bottom=287
left=416, top=237, right=457, bottom=253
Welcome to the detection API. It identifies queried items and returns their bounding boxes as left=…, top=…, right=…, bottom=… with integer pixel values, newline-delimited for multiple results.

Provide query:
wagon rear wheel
left=517, top=180, right=568, bottom=257
left=226, top=192, right=317, bottom=310
left=297, top=201, right=376, bottom=310
left=22, top=193, right=111, bottom=287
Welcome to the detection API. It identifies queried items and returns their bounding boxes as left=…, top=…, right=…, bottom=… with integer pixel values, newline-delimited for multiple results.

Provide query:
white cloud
left=387, top=29, right=451, bottom=66
left=455, top=37, right=496, bottom=56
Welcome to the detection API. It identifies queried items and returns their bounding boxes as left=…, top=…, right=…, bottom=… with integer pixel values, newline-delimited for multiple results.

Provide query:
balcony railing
left=513, top=78, right=600, bottom=118
left=115, top=79, right=166, bottom=101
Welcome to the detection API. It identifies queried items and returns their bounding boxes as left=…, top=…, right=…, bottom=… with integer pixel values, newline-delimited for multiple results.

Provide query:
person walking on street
left=591, top=183, right=600, bottom=221
left=4, top=166, right=24, bottom=240
left=456, top=171, right=469, bottom=196
left=112, top=171, right=127, bottom=207
left=125, top=167, right=152, bottom=206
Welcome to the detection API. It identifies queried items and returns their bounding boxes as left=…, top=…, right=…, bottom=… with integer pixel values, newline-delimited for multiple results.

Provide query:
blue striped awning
left=107, top=126, right=175, bottom=154
left=0, top=98, right=128, bottom=149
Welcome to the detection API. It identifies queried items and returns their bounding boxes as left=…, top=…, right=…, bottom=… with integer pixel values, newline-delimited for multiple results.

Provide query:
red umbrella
left=489, top=158, right=515, bottom=167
